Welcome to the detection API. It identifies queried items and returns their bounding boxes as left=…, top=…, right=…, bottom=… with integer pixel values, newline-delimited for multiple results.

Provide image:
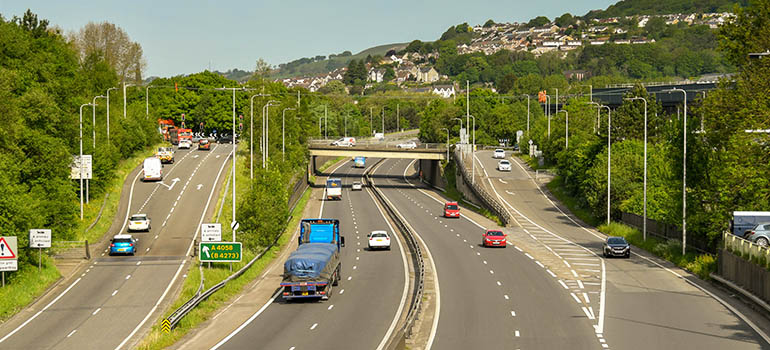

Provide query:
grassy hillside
left=270, top=42, right=408, bottom=79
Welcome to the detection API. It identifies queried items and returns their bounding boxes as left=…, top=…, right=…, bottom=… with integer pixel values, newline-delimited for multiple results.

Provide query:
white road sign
left=201, top=223, right=222, bottom=242
left=0, top=236, right=18, bottom=272
left=29, top=229, right=52, bottom=248
left=70, top=155, right=93, bottom=180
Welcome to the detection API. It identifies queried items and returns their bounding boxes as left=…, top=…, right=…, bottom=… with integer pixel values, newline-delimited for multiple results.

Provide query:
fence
left=620, top=212, right=712, bottom=253
left=723, top=232, right=770, bottom=268
left=718, top=248, right=770, bottom=304
left=453, top=149, right=512, bottom=226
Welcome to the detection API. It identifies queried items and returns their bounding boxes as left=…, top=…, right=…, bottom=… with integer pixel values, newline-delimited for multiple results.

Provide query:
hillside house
left=432, top=85, right=456, bottom=98
left=417, top=67, right=439, bottom=83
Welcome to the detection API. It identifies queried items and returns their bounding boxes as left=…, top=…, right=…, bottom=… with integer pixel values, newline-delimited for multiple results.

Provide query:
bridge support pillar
left=419, top=159, right=446, bottom=190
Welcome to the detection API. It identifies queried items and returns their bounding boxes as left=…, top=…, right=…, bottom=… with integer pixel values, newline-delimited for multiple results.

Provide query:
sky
left=1, top=0, right=617, bottom=78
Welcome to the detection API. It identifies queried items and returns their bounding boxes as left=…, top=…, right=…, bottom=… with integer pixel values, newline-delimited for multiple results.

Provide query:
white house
left=432, top=85, right=455, bottom=98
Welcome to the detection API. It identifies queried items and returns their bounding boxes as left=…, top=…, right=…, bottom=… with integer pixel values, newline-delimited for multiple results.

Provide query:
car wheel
left=602, top=251, right=607, bottom=258
left=757, top=237, right=769, bottom=247
left=625, top=252, right=630, bottom=258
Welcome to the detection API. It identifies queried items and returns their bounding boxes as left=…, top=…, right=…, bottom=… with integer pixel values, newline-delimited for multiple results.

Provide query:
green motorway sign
left=199, top=242, right=242, bottom=262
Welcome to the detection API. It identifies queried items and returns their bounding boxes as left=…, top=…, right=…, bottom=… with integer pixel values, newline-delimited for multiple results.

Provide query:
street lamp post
left=79, top=103, right=94, bottom=220
left=522, top=94, right=530, bottom=133
left=545, top=95, right=551, bottom=138
left=558, top=110, right=568, bottom=149
left=282, top=107, right=296, bottom=161
left=601, top=105, right=612, bottom=225
left=588, top=101, right=600, bottom=133
left=555, top=88, right=559, bottom=114
left=106, top=87, right=116, bottom=145
left=624, top=97, right=648, bottom=241
left=122, top=83, right=134, bottom=119
left=664, top=88, right=688, bottom=255
left=263, top=100, right=279, bottom=168
left=250, top=93, right=270, bottom=179
left=468, top=114, right=476, bottom=185
left=145, top=85, right=156, bottom=118
left=92, top=95, right=106, bottom=148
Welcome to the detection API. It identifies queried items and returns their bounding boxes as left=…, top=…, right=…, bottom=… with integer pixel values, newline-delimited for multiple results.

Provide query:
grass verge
left=443, top=160, right=503, bottom=226
left=0, top=256, right=60, bottom=322
left=137, top=182, right=312, bottom=349
left=544, top=175, right=716, bottom=280
left=0, top=143, right=162, bottom=323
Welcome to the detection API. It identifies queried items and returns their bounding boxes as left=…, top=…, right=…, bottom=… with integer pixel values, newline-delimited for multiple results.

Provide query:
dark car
left=603, top=236, right=630, bottom=258
left=216, top=134, right=233, bottom=144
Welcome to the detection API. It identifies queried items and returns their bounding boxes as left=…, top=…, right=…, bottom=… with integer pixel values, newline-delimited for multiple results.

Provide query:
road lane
left=473, top=149, right=769, bottom=350
left=0, top=144, right=232, bottom=350
left=213, top=157, right=408, bottom=350
left=372, top=158, right=599, bottom=349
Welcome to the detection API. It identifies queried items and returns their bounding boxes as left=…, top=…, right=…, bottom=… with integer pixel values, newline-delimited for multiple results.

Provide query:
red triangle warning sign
left=0, top=237, right=17, bottom=259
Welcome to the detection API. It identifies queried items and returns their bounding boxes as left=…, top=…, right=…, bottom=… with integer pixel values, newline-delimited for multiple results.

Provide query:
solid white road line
left=116, top=146, right=231, bottom=350
left=210, top=291, right=281, bottom=350
left=0, top=277, right=83, bottom=343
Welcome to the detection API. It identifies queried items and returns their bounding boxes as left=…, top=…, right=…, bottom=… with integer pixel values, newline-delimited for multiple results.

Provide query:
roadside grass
left=318, top=156, right=345, bottom=172
left=137, top=177, right=312, bottom=349
left=518, top=154, right=540, bottom=170
left=0, top=143, right=162, bottom=323
left=545, top=176, right=600, bottom=227
left=0, top=256, right=60, bottom=322
left=544, top=176, right=716, bottom=280
left=443, top=160, right=504, bottom=227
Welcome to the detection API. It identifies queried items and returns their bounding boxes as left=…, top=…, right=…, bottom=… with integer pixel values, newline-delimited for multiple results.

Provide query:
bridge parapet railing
left=308, top=139, right=445, bottom=150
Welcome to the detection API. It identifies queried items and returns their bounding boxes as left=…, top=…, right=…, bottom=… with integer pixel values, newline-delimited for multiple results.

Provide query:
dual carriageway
left=0, top=139, right=768, bottom=349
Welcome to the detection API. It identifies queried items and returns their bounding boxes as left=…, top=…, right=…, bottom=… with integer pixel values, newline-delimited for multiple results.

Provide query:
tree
left=555, top=13, right=576, bottom=28
left=343, top=59, right=367, bottom=85
left=527, top=16, right=550, bottom=28
left=718, top=0, right=770, bottom=67
left=383, top=67, right=396, bottom=82
left=496, top=73, right=517, bottom=93
left=252, top=58, right=271, bottom=80
left=484, top=19, right=496, bottom=28
left=318, top=80, right=346, bottom=94
left=68, top=21, right=146, bottom=83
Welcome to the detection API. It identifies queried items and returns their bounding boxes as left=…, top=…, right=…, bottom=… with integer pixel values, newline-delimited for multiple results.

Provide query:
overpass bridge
left=308, top=140, right=447, bottom=186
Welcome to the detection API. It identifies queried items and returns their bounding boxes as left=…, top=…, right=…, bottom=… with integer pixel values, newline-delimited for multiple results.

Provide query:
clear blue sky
left=1, top=0, right=616, bottom=78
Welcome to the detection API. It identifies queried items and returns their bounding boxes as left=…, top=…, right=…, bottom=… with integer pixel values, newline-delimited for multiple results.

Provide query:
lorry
left=354, top=156, right=365, bottom=168
left=169, top=128, right=193, bottom=145
left=326, top=178, right=342, bottom=200
left=281, top=219, right=344, bottom=300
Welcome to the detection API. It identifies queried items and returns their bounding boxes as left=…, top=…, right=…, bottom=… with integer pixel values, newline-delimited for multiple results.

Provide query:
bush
left=685, top=253, right=716, bottom=280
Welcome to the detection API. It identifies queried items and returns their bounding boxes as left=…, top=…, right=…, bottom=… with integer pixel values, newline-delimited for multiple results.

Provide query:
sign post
left=0, top=236, right=19, bottom=287
left=29, top=229, right=52, bottom=272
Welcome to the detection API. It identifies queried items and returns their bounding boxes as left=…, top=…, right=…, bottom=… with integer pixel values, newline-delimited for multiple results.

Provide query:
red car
left=482, top=230, right=507, bottom=248
left=444, top=202, right=460, bottom=218
left=198, top=139, right=211, bottom=150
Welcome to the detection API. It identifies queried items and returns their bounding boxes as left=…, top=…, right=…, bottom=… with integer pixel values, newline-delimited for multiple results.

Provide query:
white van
left=142, top=157, right=163, bottom=182
left=331, top=137, right=356, bottom=147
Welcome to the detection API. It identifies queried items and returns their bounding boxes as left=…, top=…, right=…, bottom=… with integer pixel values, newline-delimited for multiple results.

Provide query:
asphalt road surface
left=472, top=149, right=770, bottom=350
left=212, top=157, right=409, bottom=350
left=372, top=158, right=602, bottom=350
left=0, top=144, right=232, bottom=350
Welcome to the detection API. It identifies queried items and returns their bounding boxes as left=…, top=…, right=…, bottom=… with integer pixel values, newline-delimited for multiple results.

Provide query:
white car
left=497, top=159, right=512, bottom=172
left=178, top=139, right=192, bottom=149
left=368, top=230, right=391, bottom=250
left=128, top=214, right=151, bottom=232
left=331, top=137, right=356, bottom=147
left=397, top=141, right=417, bottom=149
left=352, top=182, right=363, bottom=191
left=493, top=149, right=505, bottom=159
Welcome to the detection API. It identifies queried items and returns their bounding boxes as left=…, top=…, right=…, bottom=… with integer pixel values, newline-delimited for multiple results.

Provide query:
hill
left=584, top=0, right=746, bottom=19
left=270, top=42, right=408, bottom=79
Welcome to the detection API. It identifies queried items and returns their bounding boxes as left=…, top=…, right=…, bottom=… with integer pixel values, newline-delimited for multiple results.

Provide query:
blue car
left=110, top=234, right=137, bottom=256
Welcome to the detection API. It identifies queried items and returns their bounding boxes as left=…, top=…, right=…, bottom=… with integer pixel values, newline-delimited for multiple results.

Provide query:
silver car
left=497, top=159, right=512, bottom=171
left=745, top=223, right=770, bottom=247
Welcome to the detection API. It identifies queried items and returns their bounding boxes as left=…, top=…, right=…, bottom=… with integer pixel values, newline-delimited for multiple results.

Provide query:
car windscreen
left=130, top=216, right=146, bottom=221
left=486, top=231, right=504, bottom=236
left=495, top=149, right=504, bottom=152
left=607, top=237, right=626, bottom=245
left=446, top=205, right=458, bottom=210
left=113, top=238, right=133, bottom=244
left=500, top=161, right=510, bottom=164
